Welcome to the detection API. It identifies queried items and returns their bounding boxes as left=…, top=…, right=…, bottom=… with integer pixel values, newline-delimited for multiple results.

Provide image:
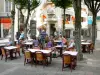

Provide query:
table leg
left=9, top=50, right=13, bottom=60
left=49, top=52, right=52, bottom=64
left=82, top=45, right=86, bottom=53
left=60, top=48, right=63, bottom=57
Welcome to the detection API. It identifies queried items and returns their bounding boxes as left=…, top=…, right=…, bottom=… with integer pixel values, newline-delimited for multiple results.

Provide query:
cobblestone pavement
left=0, top=41, right=100, bottom=75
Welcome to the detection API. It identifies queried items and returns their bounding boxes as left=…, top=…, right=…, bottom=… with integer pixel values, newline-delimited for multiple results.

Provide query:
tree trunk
left=11, top=0, right=15, bottom=45
left=92, top=14, right=97, bottom=48
left=73, top=0, right=83, bottom=60
left=24, top=0, right=30, bottom=39
left=19, top=10, right=24, bottom=26
left=63, top=8, right=66, bottom=36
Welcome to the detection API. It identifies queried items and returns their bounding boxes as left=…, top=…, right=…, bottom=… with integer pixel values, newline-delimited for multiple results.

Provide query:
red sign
left=1, top=18, right=11, bottom=23
left=0, top=18, right=12, bottom=29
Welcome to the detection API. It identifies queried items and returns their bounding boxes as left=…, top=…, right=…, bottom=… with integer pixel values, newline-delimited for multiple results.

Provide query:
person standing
left=40, top=30, right=47, bottom=49
left=19, top=31, right=25, bottom=40
left=16, top=31, right=21, bottom=44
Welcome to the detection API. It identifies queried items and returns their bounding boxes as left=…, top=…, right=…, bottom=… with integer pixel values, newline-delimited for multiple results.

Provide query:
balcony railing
left=47, top=14, right=57, bottom=22
left=47, top=8, right=55, bottom=15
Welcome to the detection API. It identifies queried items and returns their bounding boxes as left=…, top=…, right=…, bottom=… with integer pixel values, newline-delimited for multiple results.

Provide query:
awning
left=1, top=18, right=11, bottom=23
left=0, top=18, right=12, bottom=29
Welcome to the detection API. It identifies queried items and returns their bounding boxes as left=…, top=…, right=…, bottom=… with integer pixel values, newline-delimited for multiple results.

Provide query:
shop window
left=5, top=0, right=11, bottom=12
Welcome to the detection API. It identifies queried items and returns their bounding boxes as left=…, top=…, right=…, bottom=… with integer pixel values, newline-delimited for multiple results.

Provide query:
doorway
left=50, top=24, right=56, bottom=36
left=65, top=29, right=70, bottom=38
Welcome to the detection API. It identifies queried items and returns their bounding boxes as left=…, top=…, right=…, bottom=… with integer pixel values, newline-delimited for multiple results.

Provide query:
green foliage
left=8, top=0, right=40, bottom=10
left=14, top=0, right=28, bottom=9
left=84, top=0, right=100, bottom=13
left=51, top=0, right=72, bottom=9
left=30, top=0, right=40, bottom=10
left=51, top=0, right=72, bottom=35
left=84, top=0, right=100, bottom=48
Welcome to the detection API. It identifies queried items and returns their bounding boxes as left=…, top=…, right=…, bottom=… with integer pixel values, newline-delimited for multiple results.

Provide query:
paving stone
left=0, top=40, right=100, bottom=75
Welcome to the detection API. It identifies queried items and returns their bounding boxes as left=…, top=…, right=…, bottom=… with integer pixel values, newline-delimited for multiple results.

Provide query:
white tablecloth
left=54, top=40, right=62, bottom=43
left=4, top=46, right=17, bottom=50
left=81, top=42, right=91, bottom=45
left=55, top=45, right=67, bottom=48
left=28, top=49, right=52, bottom=54
left=0, top=44, right=7, bottom=47
left=24, top=42, right=33, bottom=45
left=63, top=51, right=78, bottom=56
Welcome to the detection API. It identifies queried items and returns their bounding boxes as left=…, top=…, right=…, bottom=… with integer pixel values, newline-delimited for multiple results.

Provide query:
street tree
left=84, top=0, right=100, bottom=48
left=51, top=0, right=72, bottom=36
left=73, top=0, right=83, bottom=60
left=14, top=0, right=40, bottom=38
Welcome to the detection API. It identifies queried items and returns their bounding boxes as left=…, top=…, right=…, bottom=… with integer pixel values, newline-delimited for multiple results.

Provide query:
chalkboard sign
left=30, top=20, right=36, bottom=36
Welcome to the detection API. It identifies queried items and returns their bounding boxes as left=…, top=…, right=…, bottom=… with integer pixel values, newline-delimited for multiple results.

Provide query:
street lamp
left=16, top=4, right=21, bottom=32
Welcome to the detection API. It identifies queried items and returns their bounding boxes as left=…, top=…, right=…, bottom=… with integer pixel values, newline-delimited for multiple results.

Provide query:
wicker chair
left=1, top=48, right=10, bottom=62
left=16, top=44, right=21, bottom=56
left=35, top=51, right=48, bottom=67
left=24, top=51, right=33, bottom=66
left=88, top=43, right=94, bottom=53
left=62, top=54, right=77, bottom=72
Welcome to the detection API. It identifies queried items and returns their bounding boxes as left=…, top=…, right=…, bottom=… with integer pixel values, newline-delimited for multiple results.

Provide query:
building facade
left=34, top=0, right=88, bottom=38
left=0, top=0, right=12, bottom=38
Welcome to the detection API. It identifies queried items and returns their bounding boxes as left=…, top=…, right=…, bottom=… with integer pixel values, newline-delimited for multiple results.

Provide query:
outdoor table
left=81, top=40, right=86, bottom=42
left=63, top=51, right=78, bottom=56
left=4, top=46, right=18, bottom=60
left=28, top=49, right=52, bottom=54
left=24, top=42, right=33, bottom=48
left=0, top=44, right=7, bottom=47
left=54, top=40, right=62, bottom=45
left=28, top=49, right=52, bottom=64
left=81, top=42, right=91, bottom=52
left=28, top=39, right=33, bottom=42
left=54, top=40, right=62, bottom=43
left=55, top=45, right=67, bottom=57
left=63, top=51, right=78, bottom=68
left=0, top=39, right=9, bottom=44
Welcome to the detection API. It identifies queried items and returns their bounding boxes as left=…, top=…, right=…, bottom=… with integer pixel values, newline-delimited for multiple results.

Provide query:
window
left=5, top=0, right=11, bottom=12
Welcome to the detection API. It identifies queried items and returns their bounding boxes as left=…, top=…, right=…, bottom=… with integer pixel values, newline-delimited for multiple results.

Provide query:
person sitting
left=62, top=36, right=67, bottom=45
left=46, top=39, right=53, bottom=49
left=7, top=38, right=13, bottom=46
left=33, top=37, right=40, bottom=49
left=16, top=31, right=21, bottom=44
left=57, top=35, right=64, bottom=46
left=67, top=39, right=75, bottom=51
left=19, top=31, right=25, bottom=40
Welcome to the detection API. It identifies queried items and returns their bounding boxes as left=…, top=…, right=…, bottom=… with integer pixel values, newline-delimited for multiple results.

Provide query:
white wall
left=96, top=11, right=100, bottom=40
left=14, top=7, right=18, bottom=40
left=96, top=20, right=100, bottom=40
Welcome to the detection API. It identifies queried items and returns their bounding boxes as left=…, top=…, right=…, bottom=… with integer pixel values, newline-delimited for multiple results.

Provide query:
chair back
left=89, top=43, right=94, bottom=50
left=16, top=44, right=20, bottom=51
left=45, top=47, right=51, bottom=50
left=24, top=51, right=31, bottom=59
left=1, top=48, right=6, bottom=56
left=35, top=51, right=44, bottom=61
left=63, top=54, right=71, bottom=64
left=70, top=46, right=75, bottom=51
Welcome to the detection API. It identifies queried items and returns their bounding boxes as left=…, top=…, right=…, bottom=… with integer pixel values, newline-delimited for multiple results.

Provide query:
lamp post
left=16, top=4, right=21, bottom=32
